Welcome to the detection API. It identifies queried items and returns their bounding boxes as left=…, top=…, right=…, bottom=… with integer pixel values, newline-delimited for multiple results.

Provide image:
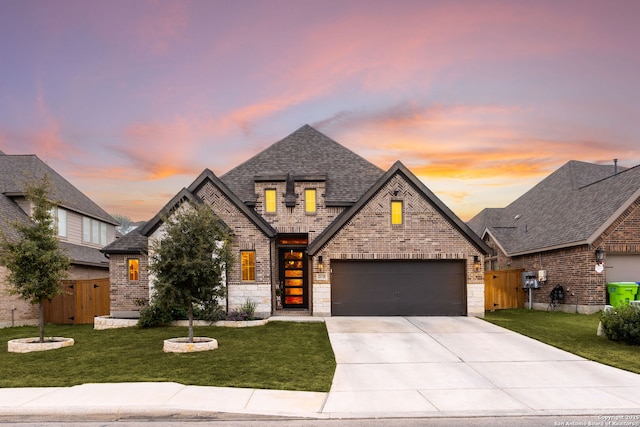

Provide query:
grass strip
left=484, top=309, right=640, bottom=374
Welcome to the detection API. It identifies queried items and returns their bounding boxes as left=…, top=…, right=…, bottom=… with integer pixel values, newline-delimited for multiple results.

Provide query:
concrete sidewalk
left=1, top=316, right=639, bottom=420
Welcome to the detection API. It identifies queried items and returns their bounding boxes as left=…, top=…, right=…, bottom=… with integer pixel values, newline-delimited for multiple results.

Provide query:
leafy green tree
left=0, top=176, right=71, bottom=342
left=149, top=203, right=233, bottom=342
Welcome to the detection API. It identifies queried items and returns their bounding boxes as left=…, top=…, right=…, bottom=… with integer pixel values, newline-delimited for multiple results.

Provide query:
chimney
left=614, top=159, right=618, bottom=175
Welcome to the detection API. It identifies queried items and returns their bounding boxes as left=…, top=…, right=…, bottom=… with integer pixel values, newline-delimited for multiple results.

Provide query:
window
left=265, top=189, right=277, bottom=213
left=128, top=259, right=139, bottom=281
left=83, top=216, right=107, bottom=245
left=83, top=217, right=91, bottom=242
left=391, top=200, right=403, bottom=225
left=305, top=189, right=316, bottom=214
left=57, top=208, right=67, bottom=237
left=241, top=251, right=256, bottom=281
left=49, top=207, right=67, bottom=237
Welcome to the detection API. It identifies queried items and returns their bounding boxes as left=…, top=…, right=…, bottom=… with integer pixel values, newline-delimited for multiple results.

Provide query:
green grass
left=484, top=309, right=640, bottom=374
left=0, top=322, right=336, bottom=391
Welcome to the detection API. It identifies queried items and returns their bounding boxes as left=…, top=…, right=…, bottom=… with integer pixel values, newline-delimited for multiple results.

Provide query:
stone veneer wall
left=311, top=174, right=485, bottom=317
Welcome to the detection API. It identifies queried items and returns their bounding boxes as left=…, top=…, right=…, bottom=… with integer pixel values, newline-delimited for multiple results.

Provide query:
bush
left=138, top=299, right=226, bottom=328
left=138, top=304, right=174, bottom=328
left=600, top=304, right=640, bottom=345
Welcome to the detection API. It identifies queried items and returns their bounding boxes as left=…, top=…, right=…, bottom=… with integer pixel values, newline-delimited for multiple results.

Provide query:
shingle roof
left=469, top=160, right=640, bottom=255
left=60, top=242, right=109, bottom=268
left=220, top=125, right=384, bottom=206
left=0, top=154, right=117, bottom=225
left=0, top=193, right=31, bottom=242
left=101, top=225, right=148, bottom=254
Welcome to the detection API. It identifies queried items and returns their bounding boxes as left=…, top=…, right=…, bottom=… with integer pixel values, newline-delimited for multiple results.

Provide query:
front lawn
left=484, top=309, right=640, bottom=374
left=0, top=322, right=336, bottom=391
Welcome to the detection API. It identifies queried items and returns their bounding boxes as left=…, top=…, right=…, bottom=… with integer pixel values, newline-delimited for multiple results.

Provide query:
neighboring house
left=102, top=125, right=490, bottom=319
left=468, top=160, right=640, bottom=313
left=0, top=151, right=118, bottom=326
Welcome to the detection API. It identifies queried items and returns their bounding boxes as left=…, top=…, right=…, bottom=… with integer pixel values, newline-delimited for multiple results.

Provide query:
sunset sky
left=1, top=0, right=639, bottom=222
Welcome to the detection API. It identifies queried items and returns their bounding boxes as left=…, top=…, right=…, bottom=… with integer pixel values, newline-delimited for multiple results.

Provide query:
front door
left=280, top=248, right=308, bottom=309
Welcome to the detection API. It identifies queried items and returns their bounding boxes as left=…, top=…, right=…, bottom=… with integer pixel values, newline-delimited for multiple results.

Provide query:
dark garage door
left=331, top=260, right=466, bottom=316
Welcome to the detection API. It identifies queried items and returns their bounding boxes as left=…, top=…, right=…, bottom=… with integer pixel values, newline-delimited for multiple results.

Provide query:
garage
left=606, top=255, right=640, bottom=282
left=330, top=260, right=466, bottom=316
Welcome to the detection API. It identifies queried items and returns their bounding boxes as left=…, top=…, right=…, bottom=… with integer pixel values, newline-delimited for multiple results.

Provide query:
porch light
left=317, top=255, right=324, bottom=271
left=473, top=256, right=481, bottom=272
left=595, top=248, right=605, bottom=263
left=318, top=255, right=323, bottom=264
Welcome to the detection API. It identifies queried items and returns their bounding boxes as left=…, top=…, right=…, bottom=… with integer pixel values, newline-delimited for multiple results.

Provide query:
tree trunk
left=38, top=300, right=45, bottom=343
left=188, top=302, right=194, bottom=343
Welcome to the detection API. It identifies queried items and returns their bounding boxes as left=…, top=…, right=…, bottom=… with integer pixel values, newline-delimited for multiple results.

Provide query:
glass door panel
left=281, top=249, right=307, bottom=308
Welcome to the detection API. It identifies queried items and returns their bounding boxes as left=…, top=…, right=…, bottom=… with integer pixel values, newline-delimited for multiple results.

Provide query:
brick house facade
left=469, top=161, right=640, bottom=313
left=103, top=125, right=490, bottom=318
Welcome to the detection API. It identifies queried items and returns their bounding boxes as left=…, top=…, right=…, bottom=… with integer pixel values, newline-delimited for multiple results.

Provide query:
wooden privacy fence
left=485, top=269, right=525, bottom=310
left=44, top=278, right=110, bottom=324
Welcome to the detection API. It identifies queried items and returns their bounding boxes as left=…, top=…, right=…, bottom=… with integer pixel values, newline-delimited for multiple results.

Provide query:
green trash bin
left=607, top=282, right=639, bottom=306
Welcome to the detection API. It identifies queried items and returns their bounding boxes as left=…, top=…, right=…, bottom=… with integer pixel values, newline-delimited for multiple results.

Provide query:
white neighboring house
left=0, top=150, right=118, bottom=327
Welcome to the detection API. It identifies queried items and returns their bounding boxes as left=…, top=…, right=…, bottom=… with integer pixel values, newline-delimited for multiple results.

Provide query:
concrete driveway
left=322, top=316, right=640, bottom=417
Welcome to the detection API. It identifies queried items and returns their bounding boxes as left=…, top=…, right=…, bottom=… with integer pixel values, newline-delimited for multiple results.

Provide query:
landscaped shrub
left=138, top=303, right=174, bottom=328
left=225, top=299, right=258, bottom=321
left=600, top=304, right=640, bottom=346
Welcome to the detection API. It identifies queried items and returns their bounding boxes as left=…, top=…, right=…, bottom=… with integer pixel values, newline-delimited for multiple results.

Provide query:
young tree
left=0, top=176, right=71, bottom=342
left=149, top=203, right=233, bottom=342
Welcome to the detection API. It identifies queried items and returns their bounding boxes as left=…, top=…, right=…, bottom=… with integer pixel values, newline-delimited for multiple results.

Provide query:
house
left=468, top=160, right=640, bottom=313
left=0, top=151, right=119, bottom=326
left=102, top=125, right=491, bottom=318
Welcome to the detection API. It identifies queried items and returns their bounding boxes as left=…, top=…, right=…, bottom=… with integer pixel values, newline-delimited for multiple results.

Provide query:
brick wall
left=312, top=174, right=485, bottom=317
left=254, top=180, right=344, bottom=238
left=108, top=253, right=149, bottom=316
left=596, top=196, right=640, bottom=254
left=197, top=181, right=273, bottom=317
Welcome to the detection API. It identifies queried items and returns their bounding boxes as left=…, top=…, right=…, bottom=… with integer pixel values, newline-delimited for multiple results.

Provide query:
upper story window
left=241, top=251, right=256, bottom=281
left=305, top=189, right=316, bottom=214
left=83, top=217, right=107, bottom=245
left=49, top=207, right=67, bottom=237
left=265, top=189, right=277, bottom=214
left=128, top=259, right=139, bottom=281
left=391, top=200, right=403, bottom=225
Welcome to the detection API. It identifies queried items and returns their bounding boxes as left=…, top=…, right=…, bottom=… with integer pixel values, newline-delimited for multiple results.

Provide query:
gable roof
left=103, top=168, right=277, bottom=255
left=308, top=160, right=492, bottom=255
left=220, top=125, right=384, bottom=207
left=0, top=154, right=117, bottom=225
left=468, top=160, right=640, bottom=255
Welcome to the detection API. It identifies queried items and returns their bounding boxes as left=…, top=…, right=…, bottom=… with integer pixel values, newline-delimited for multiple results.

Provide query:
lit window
left=241, top=251, right=256, bottom=281
left=391, top=200, right=403, bottom=225
left=305, top=189, right=316, bottom=214
left=128, top=259, right=139, bottom=281
left=265, top=189, right=276, bottom=213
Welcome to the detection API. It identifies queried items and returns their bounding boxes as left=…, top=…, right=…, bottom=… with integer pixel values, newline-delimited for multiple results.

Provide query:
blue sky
left=1, top=0, right=639, bottom=221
